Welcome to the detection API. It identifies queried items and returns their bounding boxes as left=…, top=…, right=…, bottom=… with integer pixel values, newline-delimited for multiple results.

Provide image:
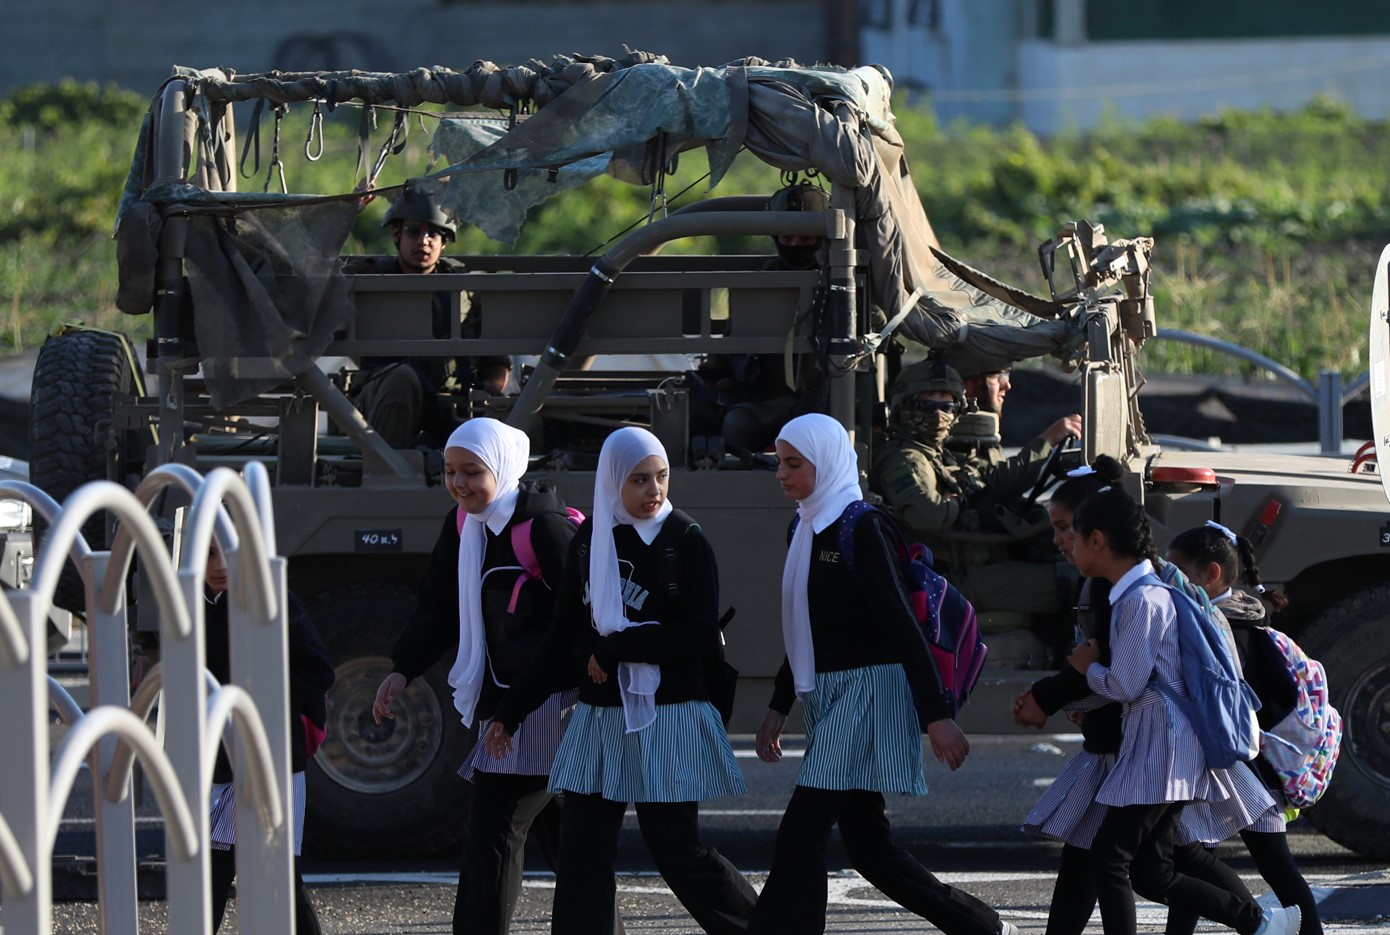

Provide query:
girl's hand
left=372, top=672, right=407, bottom=725
left=483, top=722, right=514, bottom=759
left=755, top=709, right=788, bottom=763
left=1068, top=638, right=1100, bottom=673
left=587, top=654, right=608, bottom=684
left=1013, top=690, right=1048, bottom=729
left=926, top=718, right=970, bottom=772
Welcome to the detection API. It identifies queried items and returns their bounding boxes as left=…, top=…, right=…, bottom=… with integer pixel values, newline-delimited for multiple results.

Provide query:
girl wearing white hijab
left=750, top=413, right=1017, bottom=935
left=370, top=418, right=586, bottom=935
left=487, top=426, right=756, bottom=935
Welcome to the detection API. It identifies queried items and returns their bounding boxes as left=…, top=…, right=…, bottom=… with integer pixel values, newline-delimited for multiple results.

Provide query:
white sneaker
left=997, top=922, right=1021, bottom=935
left=1255, top=905, right=1302, bottom=935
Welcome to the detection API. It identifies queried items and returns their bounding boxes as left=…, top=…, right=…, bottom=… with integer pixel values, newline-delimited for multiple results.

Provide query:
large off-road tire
left=302, top=581, right=473, bottom=858
left=29, top=329, right=143, bottom=614
left=1294, top=583, right=1390, bottom=859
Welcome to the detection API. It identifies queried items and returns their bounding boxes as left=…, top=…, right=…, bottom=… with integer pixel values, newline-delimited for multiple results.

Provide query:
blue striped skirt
left=549, top=700, right=746, bottom=803
left=1022, top=750, right=1114, bottom=849
left=209, top=770, right=307, bottom=855
left=1176, top=760, right=1281, bottom=845
left=459, top=689, right=579, bottom=781
left=797, top=665, right=928, bottom=796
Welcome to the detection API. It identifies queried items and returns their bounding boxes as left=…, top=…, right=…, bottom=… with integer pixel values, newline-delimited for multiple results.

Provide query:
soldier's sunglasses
left=903, top=398, right=959, bottom=415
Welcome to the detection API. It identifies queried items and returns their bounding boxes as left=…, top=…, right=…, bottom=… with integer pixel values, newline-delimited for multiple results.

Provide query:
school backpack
left=801, top=500, right=987, bottom=718
left=1252, top=627, right=1342, bottom=808
left=456, top=504, right=586, bottom=612
left=1139, top=573, right=1262, bottom=769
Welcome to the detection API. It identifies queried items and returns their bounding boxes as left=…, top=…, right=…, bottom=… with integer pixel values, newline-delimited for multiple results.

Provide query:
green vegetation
left=0, top=80, right=1385, bottom=379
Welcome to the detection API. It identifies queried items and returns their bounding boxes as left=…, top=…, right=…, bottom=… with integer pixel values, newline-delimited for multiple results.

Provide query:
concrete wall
left=3, top=1, right=825, bottom=96
left=1015, top=36, right=1390, bottom=133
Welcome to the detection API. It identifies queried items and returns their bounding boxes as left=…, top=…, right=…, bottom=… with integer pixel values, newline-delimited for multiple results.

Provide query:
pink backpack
left=457, top=505, right=585, bottom=611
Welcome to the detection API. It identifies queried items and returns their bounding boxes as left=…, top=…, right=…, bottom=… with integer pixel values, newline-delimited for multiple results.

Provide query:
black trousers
left=1165, top=830, right=1323, bottom=935
left=749, top=786, right=1000, bottom=935
left=453, top=772, right=564, bottom=935
left=1044, top=836, right=1262, bottom=935
left=1090, top=803, right=1263, bottom=935
left=551, top=792, right=756, bottom=935
left=209, top=847, right=321, bottom=934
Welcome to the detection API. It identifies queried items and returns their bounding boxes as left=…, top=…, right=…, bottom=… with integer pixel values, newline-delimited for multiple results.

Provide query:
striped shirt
left=1086, top=560, right=1220, bottom=807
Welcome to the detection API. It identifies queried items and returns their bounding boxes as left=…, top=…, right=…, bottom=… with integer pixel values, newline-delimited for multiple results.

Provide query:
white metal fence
left=0, top=462, right=297, bottom=933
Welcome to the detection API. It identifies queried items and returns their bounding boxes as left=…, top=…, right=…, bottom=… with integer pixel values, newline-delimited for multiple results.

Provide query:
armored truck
left=30, top=53, right=1390, bottom=860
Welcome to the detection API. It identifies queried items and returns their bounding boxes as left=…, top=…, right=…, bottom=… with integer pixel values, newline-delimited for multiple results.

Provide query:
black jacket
left=493, top=509, right=723, bottom=734
left=205, top=590, right=335, bottom=783
left=389, top=482, right=577, bottom=720
left=1030, top=576, right=1122, bottom=755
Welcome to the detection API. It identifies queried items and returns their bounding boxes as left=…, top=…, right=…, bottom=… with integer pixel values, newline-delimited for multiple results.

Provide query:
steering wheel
left=1022, top=435, right=1079, bottom=514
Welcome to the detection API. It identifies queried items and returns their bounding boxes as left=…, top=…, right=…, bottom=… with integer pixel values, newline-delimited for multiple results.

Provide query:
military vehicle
left=30, top=53, right=1390, bottom=860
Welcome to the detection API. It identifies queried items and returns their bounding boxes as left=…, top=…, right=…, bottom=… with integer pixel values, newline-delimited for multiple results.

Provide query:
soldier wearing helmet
left=870, top=355, right=1075, bottom=617
left=344, top=181, right=475, bottom=448
left=690, top=182, right=827, bottom=457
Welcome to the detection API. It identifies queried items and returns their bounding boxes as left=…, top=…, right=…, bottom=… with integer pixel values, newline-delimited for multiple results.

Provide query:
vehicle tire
left=29, top=329, right=145, bottom=614
left=1294, top=583, right=1390, bottom=859
left=301, top=581, right=472, bottom=858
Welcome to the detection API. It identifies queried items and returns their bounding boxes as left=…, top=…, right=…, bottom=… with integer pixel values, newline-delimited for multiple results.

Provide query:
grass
left=1, top=82, right=1387, bottom=380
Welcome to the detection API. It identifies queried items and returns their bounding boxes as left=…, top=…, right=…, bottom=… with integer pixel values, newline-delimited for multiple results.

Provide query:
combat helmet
left=890, top=357, right=965, bottom=410
left=767, top=182, right=829, bottom=269
left=767, top=182, right=830, bottom=214
left=382, top=181, right=458, bottom=240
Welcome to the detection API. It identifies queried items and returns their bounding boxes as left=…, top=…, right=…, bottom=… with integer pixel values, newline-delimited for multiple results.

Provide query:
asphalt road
left=31, top=731, right=1390, bottom=933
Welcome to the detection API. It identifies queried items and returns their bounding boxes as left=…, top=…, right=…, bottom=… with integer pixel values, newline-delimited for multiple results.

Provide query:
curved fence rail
left=1157, top=329, right=1369, bottom=454
left=0, top=462, right=296, bottom=934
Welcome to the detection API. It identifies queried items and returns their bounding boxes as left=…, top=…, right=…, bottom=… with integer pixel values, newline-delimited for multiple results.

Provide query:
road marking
left=731, top=749, right=804, bottom=758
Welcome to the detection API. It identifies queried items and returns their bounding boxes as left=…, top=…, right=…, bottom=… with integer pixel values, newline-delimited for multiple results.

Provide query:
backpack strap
left=655, top=510, right=698, bottom=603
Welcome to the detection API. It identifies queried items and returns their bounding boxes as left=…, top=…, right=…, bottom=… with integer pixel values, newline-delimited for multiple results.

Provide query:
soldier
left=344, top=182, right=476, bottom=448
left=869, top=358, right=1075, bottom=616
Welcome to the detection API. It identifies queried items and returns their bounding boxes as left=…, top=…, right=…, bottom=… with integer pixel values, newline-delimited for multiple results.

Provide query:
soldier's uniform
left=870, top=361, right=1071, bottom=616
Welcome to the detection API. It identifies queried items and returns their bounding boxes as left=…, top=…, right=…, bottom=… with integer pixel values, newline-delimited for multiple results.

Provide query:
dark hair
left=1051, top=455, right=1125, bottom=514
left=1071, top=486, right=1158, bottom=563
left=1168, top=524, right=1289, bottom=612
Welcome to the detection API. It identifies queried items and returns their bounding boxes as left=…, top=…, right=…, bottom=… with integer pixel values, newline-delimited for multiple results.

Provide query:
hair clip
left=1205, top=520, right=1238, bottom=545
left=1066, top=465, right=1096, bottom=478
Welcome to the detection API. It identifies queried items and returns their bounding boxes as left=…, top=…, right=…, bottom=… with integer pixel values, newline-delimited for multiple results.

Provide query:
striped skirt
left=797, top=664, right=928, bottom=796
left=549, top=700, right=745, bottom=803
left=459, top=689, right=579, bottom=781
left=1021, top=750, right=1114, bottom=849
left=1176, top=760, right=1282, bottom=845
left=209, top=771, right=307, bottom=855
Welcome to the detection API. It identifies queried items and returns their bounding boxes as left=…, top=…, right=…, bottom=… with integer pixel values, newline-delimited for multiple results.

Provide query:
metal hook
left=304, top=100, right=325, bottom=161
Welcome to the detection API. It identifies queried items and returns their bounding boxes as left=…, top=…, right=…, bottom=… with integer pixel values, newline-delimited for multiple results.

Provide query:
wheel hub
left=314, top=656, right=446, bottom=795
left=1343, top=657, right=1390, bottom=790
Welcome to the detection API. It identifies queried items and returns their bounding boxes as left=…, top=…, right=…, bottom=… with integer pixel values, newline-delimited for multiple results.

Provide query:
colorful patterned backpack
left=1256, top=627, right=1343, bottom=809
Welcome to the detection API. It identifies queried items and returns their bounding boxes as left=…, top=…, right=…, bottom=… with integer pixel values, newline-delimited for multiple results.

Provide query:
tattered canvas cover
left=432, top=60, right=1079, bottom=374
left=119, top=57, right=1080, bottom=410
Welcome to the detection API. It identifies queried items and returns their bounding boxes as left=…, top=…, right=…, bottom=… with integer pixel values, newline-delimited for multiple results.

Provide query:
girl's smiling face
left=444, top=447, right=498, bottom=515
left=621, top=455, right=669, bottom=519
left=1050, top=502, right=1078, bottom=564
left=774, top=440, right=817, bottom=501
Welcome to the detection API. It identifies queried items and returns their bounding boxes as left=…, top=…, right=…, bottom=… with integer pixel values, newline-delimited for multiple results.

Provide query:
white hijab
left=591, top=427, right=673, bottom=733
left=445, top=418, right=531, bottom=726
left=776, top=414, right=863, bottom=693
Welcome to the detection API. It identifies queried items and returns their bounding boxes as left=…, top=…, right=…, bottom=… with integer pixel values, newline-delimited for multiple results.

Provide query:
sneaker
left=997, top=922, right=1021, bottom=935
left=1254, top=905, right=1302, bottom=935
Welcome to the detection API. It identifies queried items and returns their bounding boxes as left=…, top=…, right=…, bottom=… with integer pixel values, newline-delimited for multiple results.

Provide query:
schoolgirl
left=1015, top=463, right=1267, bottom=935
left=371, top=418, right=583, bottom=935
left=749, top=413, right=1016, bottom=935
left=1066, top=488, right=1301, bottom=935
left=1012, top=457, right=1124, bottom=935
left=204, top=544, right=334, bottom=934
left=486, top=426, right=756, bottom=935
left=1165, top=521, right=1322, bottom=935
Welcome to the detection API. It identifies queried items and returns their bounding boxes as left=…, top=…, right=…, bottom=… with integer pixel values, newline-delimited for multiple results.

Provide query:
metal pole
left=1319, top=369, right=1344, bottom=455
